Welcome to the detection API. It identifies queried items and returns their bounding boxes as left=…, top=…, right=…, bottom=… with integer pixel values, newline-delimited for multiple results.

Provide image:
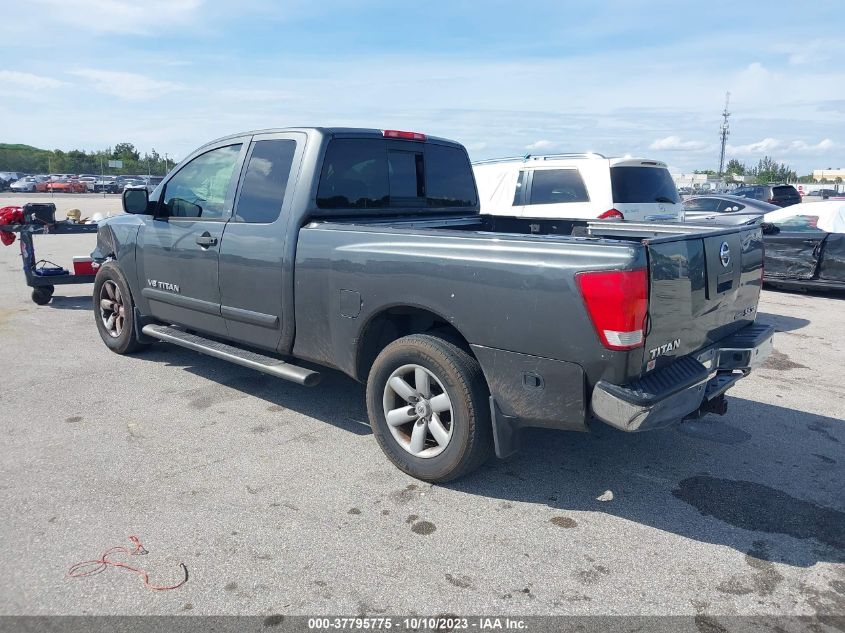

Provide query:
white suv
left=472, top=153, right=683, bottom=221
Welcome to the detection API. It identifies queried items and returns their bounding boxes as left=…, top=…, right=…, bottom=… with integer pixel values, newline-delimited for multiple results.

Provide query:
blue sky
left=1, top=0, right=843, bottom=173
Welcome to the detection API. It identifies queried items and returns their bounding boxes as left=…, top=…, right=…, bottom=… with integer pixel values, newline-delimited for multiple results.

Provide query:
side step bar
left=141, top=324, right=321, bottom=387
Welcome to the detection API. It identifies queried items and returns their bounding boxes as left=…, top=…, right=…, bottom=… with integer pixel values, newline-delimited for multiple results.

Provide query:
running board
left=141, top=324, right=321, bottom=387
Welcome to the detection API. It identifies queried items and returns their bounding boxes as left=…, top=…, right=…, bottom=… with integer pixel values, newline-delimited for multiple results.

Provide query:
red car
left=35, top=178, right=86, bottom=193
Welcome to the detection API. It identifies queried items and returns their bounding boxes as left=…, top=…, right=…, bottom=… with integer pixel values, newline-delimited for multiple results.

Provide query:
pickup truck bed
left=91, top=127, right=773, bottom=481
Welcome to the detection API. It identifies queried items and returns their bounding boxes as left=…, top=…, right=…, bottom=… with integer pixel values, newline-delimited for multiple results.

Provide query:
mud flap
left=490, top=397, right=521, bottom=459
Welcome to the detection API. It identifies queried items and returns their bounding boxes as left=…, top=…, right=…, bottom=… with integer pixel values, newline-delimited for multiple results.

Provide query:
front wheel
left=93, top=262, right=149, bottom=354
left=366, top=334, right=493, bottom=483
left=31, top=285, right=54, bottom=305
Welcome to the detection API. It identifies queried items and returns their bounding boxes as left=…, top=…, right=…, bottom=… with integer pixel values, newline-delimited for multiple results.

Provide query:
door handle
left=195, top=232, right=218, bottom=248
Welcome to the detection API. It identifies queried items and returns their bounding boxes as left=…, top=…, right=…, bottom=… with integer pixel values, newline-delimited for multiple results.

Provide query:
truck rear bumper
left=590, top=323, right=774, bottom=432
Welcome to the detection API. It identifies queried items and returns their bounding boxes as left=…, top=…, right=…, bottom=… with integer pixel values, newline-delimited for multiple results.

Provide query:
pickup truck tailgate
left=642, top=224, right=764, bottom=372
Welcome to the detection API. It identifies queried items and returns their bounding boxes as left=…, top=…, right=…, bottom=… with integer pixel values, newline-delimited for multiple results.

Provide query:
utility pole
left=718, top=91, right=731, bottom=176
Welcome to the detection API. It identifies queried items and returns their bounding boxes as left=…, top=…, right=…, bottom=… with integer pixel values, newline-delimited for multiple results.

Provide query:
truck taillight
left=576, top=269, right=648, bottom=351
left=598, top=209, right=624, bottom=220
left=382, top=130, right=427, bottom=141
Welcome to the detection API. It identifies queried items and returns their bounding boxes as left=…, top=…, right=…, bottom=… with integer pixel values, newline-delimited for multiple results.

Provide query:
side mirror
left=760, top=222, right=780, bottom=235
left=122, top=188, right=149, bottom=214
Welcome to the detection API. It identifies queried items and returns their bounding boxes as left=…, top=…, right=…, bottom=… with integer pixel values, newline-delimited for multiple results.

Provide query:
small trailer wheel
left=31, top=285, right=54, bottom=305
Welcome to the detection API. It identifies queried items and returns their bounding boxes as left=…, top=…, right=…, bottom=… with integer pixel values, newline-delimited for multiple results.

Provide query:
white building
left=812, top=168, right=845, bottom=182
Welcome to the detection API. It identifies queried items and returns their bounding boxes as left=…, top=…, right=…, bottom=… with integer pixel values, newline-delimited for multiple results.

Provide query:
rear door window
left=611, top=167, right=679, bottom=204
left=529, top=169, right=589, bottom=205
left=232, top=139, right=297, bottom=223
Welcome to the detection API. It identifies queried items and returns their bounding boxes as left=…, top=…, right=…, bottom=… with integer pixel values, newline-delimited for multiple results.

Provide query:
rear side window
left=233, top=139, right=297, bottom=223
left=513, top=170, right=526, bottom=205
left=529, top=169, right=589, bottom=205
left=611, top=167, right=680, bottom=204
left=317, top=139, right=477, bottom=209
left=683, top=197, right=720, bottom=212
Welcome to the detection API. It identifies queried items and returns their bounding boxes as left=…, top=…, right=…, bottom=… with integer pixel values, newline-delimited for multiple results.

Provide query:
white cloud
left=31, top=0, right=203, bottom=35
left=728, top=138, right=836, bottom=157
left=649, top=136, right=708, bottom=152
left=525, top=139, right=556, bottom=151
left=727, top=137, right=782, bottom=155
left=69, top=69, right=183, bottom=100
left=789, top=138, right=835, bottom=152
left=0, top=70, right=64, bottom=90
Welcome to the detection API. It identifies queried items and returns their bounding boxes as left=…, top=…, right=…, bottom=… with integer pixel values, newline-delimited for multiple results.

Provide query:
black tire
left=93, top=262, right=149, bottom=355
left=366, top=334, right=493, bottom=483
left=31, top=285, right=54, bottom=305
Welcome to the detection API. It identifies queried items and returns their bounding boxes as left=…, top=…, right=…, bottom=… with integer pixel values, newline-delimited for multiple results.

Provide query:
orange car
left=35, top=178, right=87, bottom=193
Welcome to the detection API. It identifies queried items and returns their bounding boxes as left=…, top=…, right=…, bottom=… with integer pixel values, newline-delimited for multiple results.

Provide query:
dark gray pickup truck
left=92, top=127, right=773, bottom=481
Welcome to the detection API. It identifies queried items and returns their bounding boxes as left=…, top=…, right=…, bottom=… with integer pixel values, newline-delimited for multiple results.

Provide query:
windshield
left=611, top=166, right=680, bottom=204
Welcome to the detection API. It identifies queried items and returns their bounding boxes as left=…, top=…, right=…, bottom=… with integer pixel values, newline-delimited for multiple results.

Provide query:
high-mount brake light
left=576, top=269, right=648, bottom=351
left=382, top=130, right=427, bottom=141
left=598, top=208, right=624, bottom=220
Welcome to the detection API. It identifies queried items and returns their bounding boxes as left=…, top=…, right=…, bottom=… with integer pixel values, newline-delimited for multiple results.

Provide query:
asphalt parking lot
left=0, top=193, right=842, bottom=619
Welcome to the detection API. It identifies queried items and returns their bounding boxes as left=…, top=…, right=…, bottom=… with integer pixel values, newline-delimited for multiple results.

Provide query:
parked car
left=77, top=176, right=98, bottom=192
left=682, top=194, right=778, bottom=225
left=118, top=177, right=147, bottom=192
left=804, top=188, right=842, bottom=201
left=93, top=176, right=118, bottom=193
left=761, top=201, right=845, bottom=291
left=36, top=178, right=87, bottom=193
left=731, top=184, right=801, bottom=207
left=473, top=153, right=683, bottom=221
left=91, top=127, right=772, bottom=482
left=9, top=176, right=41, bottom=192
left=0, top=171, right=22, bottom=189
left=125, top=176, right=164, bottom=194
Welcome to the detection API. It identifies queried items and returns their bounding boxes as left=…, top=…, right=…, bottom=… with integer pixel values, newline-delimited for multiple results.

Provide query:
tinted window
left=424, top=144, right=477, bottom=208
left=316, top=139, right=388, bottom=209
left=317, top=139, right=476, bottom=209
left=610, top=166, right=680, bottom=204
left=233, top=140, right=297, bottom=223
left=773, top=186, right=799, bottom=198
left=717, top=200, right=745, bottom=212
left=162, top=144, right=241, bottom=219
left=529, top=169, right=589, bottom=205
left=513, top=170, right=525, bottom=205
left=683, top=198, right=720, bottom=212
left=388, top=150, right=423, bottom=199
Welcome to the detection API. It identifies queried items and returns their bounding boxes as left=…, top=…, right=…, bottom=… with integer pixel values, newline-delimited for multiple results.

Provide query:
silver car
left=683, top=194, right=780, bottom=225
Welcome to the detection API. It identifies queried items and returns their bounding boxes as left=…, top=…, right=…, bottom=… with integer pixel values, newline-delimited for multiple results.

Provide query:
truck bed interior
left=317, top=213, right=753, bottom=245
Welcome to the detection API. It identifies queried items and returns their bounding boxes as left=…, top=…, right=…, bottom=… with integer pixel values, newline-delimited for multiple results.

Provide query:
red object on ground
left=73, top=256, right=96, bottom=276
left=68, top=535, right=188, bottom=591
left=0, top=206, right=24, bottom=246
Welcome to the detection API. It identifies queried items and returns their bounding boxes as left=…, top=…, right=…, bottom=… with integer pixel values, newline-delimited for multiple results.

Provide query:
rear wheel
left=366, top=334, right=493, bottom=482
left=93, top=262, right=148, bottom=354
